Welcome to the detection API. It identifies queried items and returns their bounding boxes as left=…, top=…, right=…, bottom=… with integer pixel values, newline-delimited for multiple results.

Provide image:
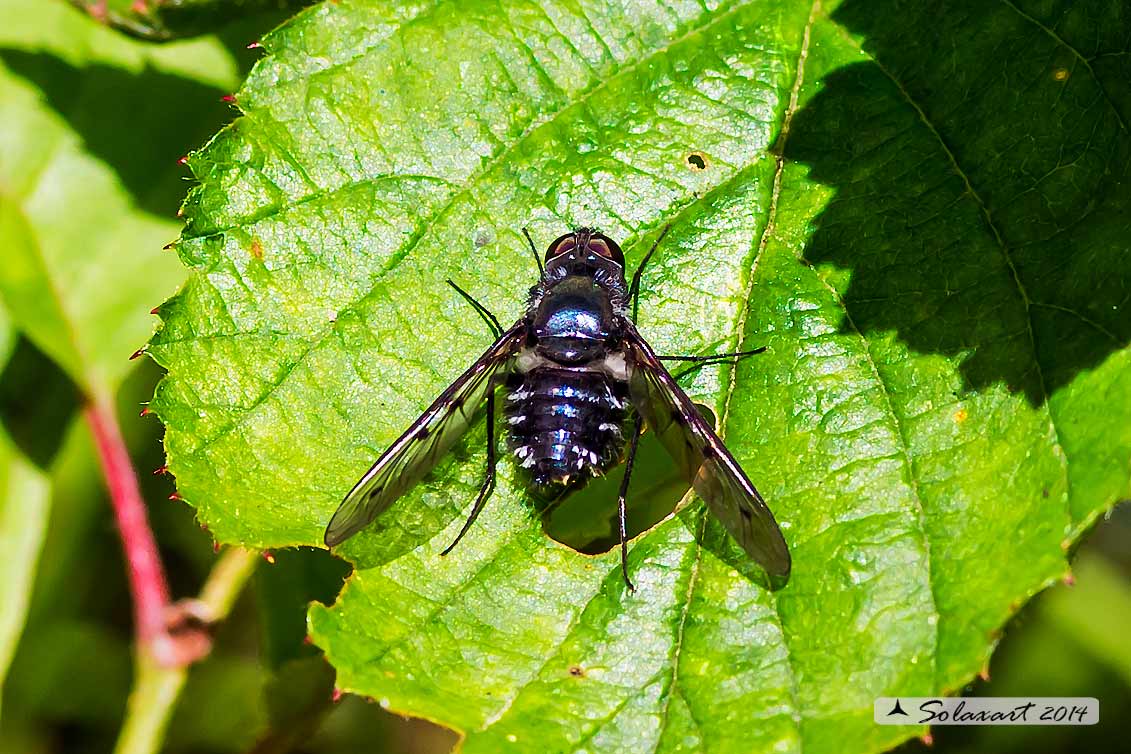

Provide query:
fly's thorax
left=528, top=275, right=625, bottom=364
left=503, top=367, right=628, bottom=496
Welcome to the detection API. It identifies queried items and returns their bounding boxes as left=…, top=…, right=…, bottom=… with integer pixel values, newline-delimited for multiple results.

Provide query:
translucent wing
left=622, top=322, right=791, bottom=583
left=324, top=323, right=524, bottom=547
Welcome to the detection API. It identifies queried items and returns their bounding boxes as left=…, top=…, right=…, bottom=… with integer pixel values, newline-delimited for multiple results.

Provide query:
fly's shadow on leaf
left=541, top=399, right=778, bottom=590
left=540, top=428, right=688, bottom=555
left=783, top=0, right=1131, bottom=407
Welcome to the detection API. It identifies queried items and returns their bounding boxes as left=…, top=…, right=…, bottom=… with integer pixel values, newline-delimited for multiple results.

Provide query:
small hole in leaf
left=686, top=152, right=709, bottom=170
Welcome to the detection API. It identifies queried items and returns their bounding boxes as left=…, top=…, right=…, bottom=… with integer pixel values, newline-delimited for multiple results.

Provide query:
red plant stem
left=85, top=394, right=171, bottom=648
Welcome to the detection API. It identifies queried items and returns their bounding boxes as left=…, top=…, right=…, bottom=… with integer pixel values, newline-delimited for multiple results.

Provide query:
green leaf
left=0, top=309, right=51, bottom=720
left=0, top=0, right=249, bottom=396
left=67, top=0, right=315, bottom=42
left=150, top=0, right=1130, bottom=751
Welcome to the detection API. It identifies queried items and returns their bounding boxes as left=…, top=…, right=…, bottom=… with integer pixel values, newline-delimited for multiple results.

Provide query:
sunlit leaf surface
left=149, top=0, right=1130, bottom=751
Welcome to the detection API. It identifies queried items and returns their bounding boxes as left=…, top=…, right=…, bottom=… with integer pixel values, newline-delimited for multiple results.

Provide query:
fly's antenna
left=522, top=227, right=545, bottom=276
left=629, top=223, right=672, bottom=323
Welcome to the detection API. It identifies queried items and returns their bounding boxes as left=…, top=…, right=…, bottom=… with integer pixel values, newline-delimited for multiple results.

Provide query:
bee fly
left=325, top=227, right=791, bottom=589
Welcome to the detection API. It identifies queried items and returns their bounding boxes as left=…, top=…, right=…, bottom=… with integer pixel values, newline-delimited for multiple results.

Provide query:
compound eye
left=546, top=233, right=576, bottom=261
left=588, top=234, right=624, bottom=266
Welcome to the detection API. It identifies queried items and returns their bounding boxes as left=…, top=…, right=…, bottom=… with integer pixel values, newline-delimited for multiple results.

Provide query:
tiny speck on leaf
left=685, top=151, right=709, bottom=170
left=568, top=665, right=585, bottom=677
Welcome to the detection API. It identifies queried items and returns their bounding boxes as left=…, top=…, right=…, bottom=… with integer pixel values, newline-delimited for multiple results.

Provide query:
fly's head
left=544, top=228, right=625, bottom=274
left=523, top=228, right=629, bottom=363
left=530, top=228, right=628, bottom=306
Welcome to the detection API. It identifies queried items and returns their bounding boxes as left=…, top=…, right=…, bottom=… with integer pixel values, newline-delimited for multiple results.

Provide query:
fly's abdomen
left=505, top=369, right=627, bottom=496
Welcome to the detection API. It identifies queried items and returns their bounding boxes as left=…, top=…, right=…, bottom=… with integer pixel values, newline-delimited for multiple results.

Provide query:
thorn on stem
left=261, top=550, right=276, bottom=565
left=221, top=94, right=236, bottom=104
left=331, top=687, right=344, bottom=703
left=177, top=155, right=189, bottom=166
left=153, top=465, right=168, bottom=476
left=247, top=41, right=262, bottom=50
left=130, top=348, right=146, bottom=360
left=139, top=406, right=152, bottom=417
left=1063, top=571, right=1076, bottom=586
left=168, top=492, right=182, bottom=501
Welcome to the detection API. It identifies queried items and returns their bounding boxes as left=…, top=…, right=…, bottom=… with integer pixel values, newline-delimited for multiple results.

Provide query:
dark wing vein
left=324, top=323, right=524, bottom=547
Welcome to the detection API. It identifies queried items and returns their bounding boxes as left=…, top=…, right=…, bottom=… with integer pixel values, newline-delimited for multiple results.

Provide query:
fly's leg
left=661, top=347, right=767, bottom=382
left=628, top=224, right=672, bottom=323
left=616, top=415, right=643, bottom=592
left=440, top=390, right=496, bottom=556
left=446, top=279, right=502, bottom=339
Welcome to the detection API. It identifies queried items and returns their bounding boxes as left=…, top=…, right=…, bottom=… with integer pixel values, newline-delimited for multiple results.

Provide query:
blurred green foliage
left=0, top=1, right=1127, bottom=753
